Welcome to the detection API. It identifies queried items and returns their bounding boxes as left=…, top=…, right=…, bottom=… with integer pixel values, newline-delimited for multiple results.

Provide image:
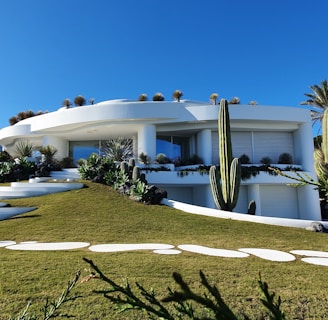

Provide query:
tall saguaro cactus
left=210, top=99, right=241, bottom=211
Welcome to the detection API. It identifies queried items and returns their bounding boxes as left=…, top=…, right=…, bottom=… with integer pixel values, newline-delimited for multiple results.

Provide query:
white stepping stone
left=290, top=250, right=328, bottom=258
left=301, top=257, right=328, bottom=266
left=89, top=243, right=174, bottom=252
left=153, top=249, right=182, bottom=255
left=238, top=248, right=296, bottom=262
left=178, top=245, right=249, bottom=258
left=6, top=242, right=90, bottom=251
left=0, top=240, right=16, bottom=247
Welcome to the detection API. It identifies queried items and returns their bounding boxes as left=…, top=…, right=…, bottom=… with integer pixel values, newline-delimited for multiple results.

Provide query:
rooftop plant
left=209, top=93, right=219, bottom=105
left=62, top=98, right=72, bottom=108
left=172, top=89, right=183, bottom=102
left=138, top=93, right=148, bottom=101
left=74, top=95, right=86, bottom=106
left=153, top=92, right=165, bottom=101
left=8, top=110, right=45, bottom=126
left=229, top=97, right=240, bottom=104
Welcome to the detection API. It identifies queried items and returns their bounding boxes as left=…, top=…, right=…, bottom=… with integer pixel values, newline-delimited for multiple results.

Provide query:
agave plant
left=39, top=145, right=58, bottom=165
left=14, top=140, right=34, bottom=158
left=101, top=137, right=133, bottom=161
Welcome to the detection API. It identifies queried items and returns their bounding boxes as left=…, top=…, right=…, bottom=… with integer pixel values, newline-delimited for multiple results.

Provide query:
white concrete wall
left=0, top=100, right=320, bottom=221
left=42, top=136, right=68, bottom=160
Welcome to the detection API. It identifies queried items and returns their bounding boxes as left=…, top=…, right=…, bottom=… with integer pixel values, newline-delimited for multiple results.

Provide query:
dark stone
left=306, top=222, right=328, bottom=233
left=145, top=185, right=168, bottom=205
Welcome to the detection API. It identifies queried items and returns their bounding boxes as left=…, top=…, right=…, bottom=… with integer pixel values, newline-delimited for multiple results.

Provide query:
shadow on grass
left=8, top=214, right=41, bottom=220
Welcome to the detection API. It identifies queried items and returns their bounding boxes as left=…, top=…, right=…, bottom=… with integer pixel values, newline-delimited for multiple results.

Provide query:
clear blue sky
left=0, top=0, right=327, bottom=130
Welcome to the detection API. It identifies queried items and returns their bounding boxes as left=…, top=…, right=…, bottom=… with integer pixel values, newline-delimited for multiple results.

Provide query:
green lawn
left=0, top=181, right=327, bottom=319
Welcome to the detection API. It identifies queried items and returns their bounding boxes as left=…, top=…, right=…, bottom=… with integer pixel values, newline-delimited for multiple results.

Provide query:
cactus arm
left=209, top=166, right=227, bottom=210
left=230, top=158, right=241, bottom=210
left=132, top=166, right=141, bottom=181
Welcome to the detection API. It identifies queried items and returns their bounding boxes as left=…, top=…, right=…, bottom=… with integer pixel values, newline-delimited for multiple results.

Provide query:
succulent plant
left=209, top=99, right=241, bottom=211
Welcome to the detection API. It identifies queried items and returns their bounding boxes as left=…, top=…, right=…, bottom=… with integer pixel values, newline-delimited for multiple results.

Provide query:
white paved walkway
left=1, top=241, right=328, bottom=266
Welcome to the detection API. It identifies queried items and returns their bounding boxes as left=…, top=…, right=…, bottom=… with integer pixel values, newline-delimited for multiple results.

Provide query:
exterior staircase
left=0, top=168, right=82, bottom=220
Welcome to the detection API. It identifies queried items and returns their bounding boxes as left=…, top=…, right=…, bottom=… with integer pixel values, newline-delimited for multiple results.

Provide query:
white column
left=137, top=124, right=156, bottom=163
left=42, top=136, right=68, bottom=160
left=294, top=121, right=321, bottom=220
left=297, top=185, right=321, bottom=220
left=247, top=184, right=261, bottom=215
left=295, top=122, right=314, bottom=171
left=197, top=129, right=212, bottom=165
left=189, top=135, right=196, bottom=157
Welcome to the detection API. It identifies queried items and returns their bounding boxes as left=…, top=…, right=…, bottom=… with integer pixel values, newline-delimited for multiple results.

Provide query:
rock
left=306, top=222, right=328, bottom=233
left=145, top=185, right=168, bottom=205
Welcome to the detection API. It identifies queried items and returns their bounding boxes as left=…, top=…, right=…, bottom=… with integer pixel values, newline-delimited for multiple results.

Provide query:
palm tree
left=301, top=80, right=328, bottom=127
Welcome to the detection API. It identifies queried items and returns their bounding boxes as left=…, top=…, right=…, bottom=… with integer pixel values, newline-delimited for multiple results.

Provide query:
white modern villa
left=0, top=99, right=321, bottom=221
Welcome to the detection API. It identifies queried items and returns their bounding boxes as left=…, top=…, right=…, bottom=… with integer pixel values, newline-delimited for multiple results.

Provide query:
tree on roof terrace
left=172, top=90, right=183, bottom=102
left=138, top=93, right=148, bottom=101
left=152, top=92, right=165, bottom=101
left=209, top=93, right=219, bottom=105
left=62, top=98, right=72, bottom=108
left=74, top=95, right=86, bottom=106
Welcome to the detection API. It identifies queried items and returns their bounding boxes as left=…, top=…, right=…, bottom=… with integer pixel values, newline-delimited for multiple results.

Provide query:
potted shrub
left=138, top=94, right=148, bottom=101
left=260, top=156, right=272, bottom=165
left=278, top=152, right=293, bottom=164
left=229, top=97, right=241, bottom=104
left=239, top=154, right=251, bottom=164
left=139, top=152, right=150, bottom=165
left=152, top=93, right=165, bottom=101
left=74, top=95, right=86, bottom=106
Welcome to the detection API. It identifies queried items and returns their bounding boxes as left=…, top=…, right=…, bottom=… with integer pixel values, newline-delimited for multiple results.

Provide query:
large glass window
left=69, top=141, right=101, bottom=163
left=156, top=135, right=189, bottom=161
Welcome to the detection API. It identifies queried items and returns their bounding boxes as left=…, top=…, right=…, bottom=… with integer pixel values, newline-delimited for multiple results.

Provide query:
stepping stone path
left=2, top=241, right=328, bottom=267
